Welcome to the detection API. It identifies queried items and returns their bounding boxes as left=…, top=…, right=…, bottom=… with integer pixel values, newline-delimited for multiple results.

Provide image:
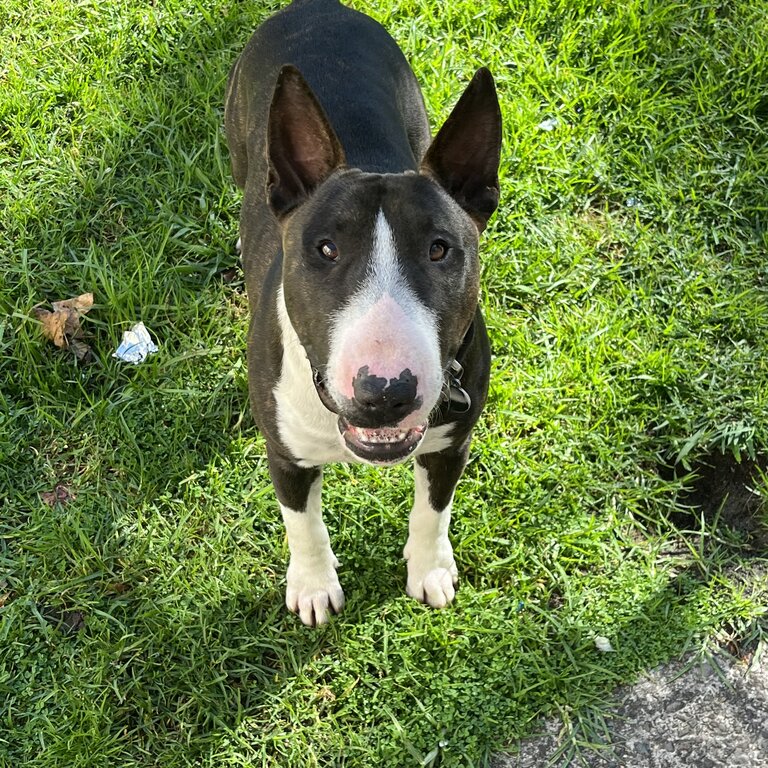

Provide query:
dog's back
left=225, top=0, right=431, bottom=187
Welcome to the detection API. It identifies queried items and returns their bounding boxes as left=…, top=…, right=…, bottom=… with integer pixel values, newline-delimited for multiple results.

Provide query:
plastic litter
left=537, top=117, right=559, bottom=131
left=113, top=322, right=158, bottom=364
left=594, top=635, right=615, bottom=653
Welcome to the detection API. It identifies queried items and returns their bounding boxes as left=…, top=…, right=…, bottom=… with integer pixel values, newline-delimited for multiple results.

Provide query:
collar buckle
left=445, top=359, right=471, bottom=413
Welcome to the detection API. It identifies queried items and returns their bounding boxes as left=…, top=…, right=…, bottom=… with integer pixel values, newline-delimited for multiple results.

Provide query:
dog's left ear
left=420, top=68, right=502, bottom=232
left=267, top=65, right=347, bottom=218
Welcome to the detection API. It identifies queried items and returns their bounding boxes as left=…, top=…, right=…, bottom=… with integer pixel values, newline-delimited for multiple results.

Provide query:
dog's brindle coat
left=225, top=0, right=501, bottom=626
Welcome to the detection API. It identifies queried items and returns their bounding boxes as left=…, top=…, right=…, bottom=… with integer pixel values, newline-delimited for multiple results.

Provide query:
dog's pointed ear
left=420, top=68, right=502, bottom=232
left=267, top=65, right=346, bottom=218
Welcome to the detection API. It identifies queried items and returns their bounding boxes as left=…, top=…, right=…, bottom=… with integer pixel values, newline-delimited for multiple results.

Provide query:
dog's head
left=267, top=66, right=501, bottom=465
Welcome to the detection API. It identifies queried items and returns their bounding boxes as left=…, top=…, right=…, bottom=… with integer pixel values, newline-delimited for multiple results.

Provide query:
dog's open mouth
left=338, top=417, right=426, bottom=464
left=314, top=368, right=427, bottom=463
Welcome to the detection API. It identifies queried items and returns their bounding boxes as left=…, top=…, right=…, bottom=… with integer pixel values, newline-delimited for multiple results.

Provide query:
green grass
left=1, top=0, right=767, bottom=765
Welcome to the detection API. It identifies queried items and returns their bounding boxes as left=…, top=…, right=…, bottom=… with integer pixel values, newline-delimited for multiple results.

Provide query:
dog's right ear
left=267, top=65, right=346, bottom=218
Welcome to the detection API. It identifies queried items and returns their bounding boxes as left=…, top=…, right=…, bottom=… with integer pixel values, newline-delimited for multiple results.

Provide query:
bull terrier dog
left=225, top=0, right=501, bottom=625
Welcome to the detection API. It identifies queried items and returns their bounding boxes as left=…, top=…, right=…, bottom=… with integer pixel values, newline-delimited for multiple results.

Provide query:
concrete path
left=494, top=648, right=768, bottom=767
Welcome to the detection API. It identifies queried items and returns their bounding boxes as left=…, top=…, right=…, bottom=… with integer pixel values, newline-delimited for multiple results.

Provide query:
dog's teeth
left=348, top=425, right=418, bottom=446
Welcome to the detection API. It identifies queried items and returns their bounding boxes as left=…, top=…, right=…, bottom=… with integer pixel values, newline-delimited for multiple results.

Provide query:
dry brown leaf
left=33, top=293, right=94, bottom=359
left=52, top=292, right=93, bottom=316
left=68, top=338, right=94, bottom=363
left=60, top=610, right=86, bottom=634
left=41, top=484, right=76, bottom=507
left=33, top=306, right=67, bottom=347
left=219, top=266, right=240, bottom=284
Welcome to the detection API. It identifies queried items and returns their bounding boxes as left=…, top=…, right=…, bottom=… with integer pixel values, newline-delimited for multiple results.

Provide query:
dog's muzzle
left=312, top=367, right=427, bottom=464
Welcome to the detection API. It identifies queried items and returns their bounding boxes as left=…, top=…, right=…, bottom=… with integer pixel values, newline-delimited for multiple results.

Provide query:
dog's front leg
left=404, top=445, right=469, bottom=608
left=267, top=447, right=344, bottom=626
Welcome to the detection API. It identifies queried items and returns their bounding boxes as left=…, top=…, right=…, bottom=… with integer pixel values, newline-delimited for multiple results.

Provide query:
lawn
left=1, top=0, right=767, bottom=766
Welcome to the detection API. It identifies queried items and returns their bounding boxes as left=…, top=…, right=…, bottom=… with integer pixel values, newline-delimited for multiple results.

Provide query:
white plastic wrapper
left=537, top=117, right=559, bottom=131
left=113, top=322, right=158, bottom=364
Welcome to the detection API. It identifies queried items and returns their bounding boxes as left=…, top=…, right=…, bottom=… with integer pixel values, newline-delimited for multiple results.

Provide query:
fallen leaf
left=61, top=610, right=86, bottom=634
left=68, top=338, right=94, bottom=363
left=219, top=266, right=241, bottom=284
left=33, top=306, right=67, bottom=347
left=52, top=292, right=93, bottom=315
left=41, top=484, right=75, bottom=506
left=40, top=604, right=87, bottom=635
left=33, top=292, right=94, bottom=360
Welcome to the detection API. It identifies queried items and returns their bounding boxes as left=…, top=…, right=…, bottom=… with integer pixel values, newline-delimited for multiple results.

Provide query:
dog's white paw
left=407, top=566, right=457, bottom=608
left=404, top=540, right=458, bottom=608
left=285, top=556, right=345, bottom=626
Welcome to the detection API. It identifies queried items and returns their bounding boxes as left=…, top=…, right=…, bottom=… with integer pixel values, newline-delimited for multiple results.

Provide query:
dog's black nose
left=348, top=366, right=421, bottom=425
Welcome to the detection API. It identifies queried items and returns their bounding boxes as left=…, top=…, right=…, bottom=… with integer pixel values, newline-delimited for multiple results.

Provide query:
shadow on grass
left=6, top=0, right=263, bottom=497
left=494, top=448, right=767, bottom=765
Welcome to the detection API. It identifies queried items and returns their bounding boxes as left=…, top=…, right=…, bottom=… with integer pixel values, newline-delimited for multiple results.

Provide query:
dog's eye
left=318, top=240, right=339, bottom=262
left=429, top=240, right=449, bottom=262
